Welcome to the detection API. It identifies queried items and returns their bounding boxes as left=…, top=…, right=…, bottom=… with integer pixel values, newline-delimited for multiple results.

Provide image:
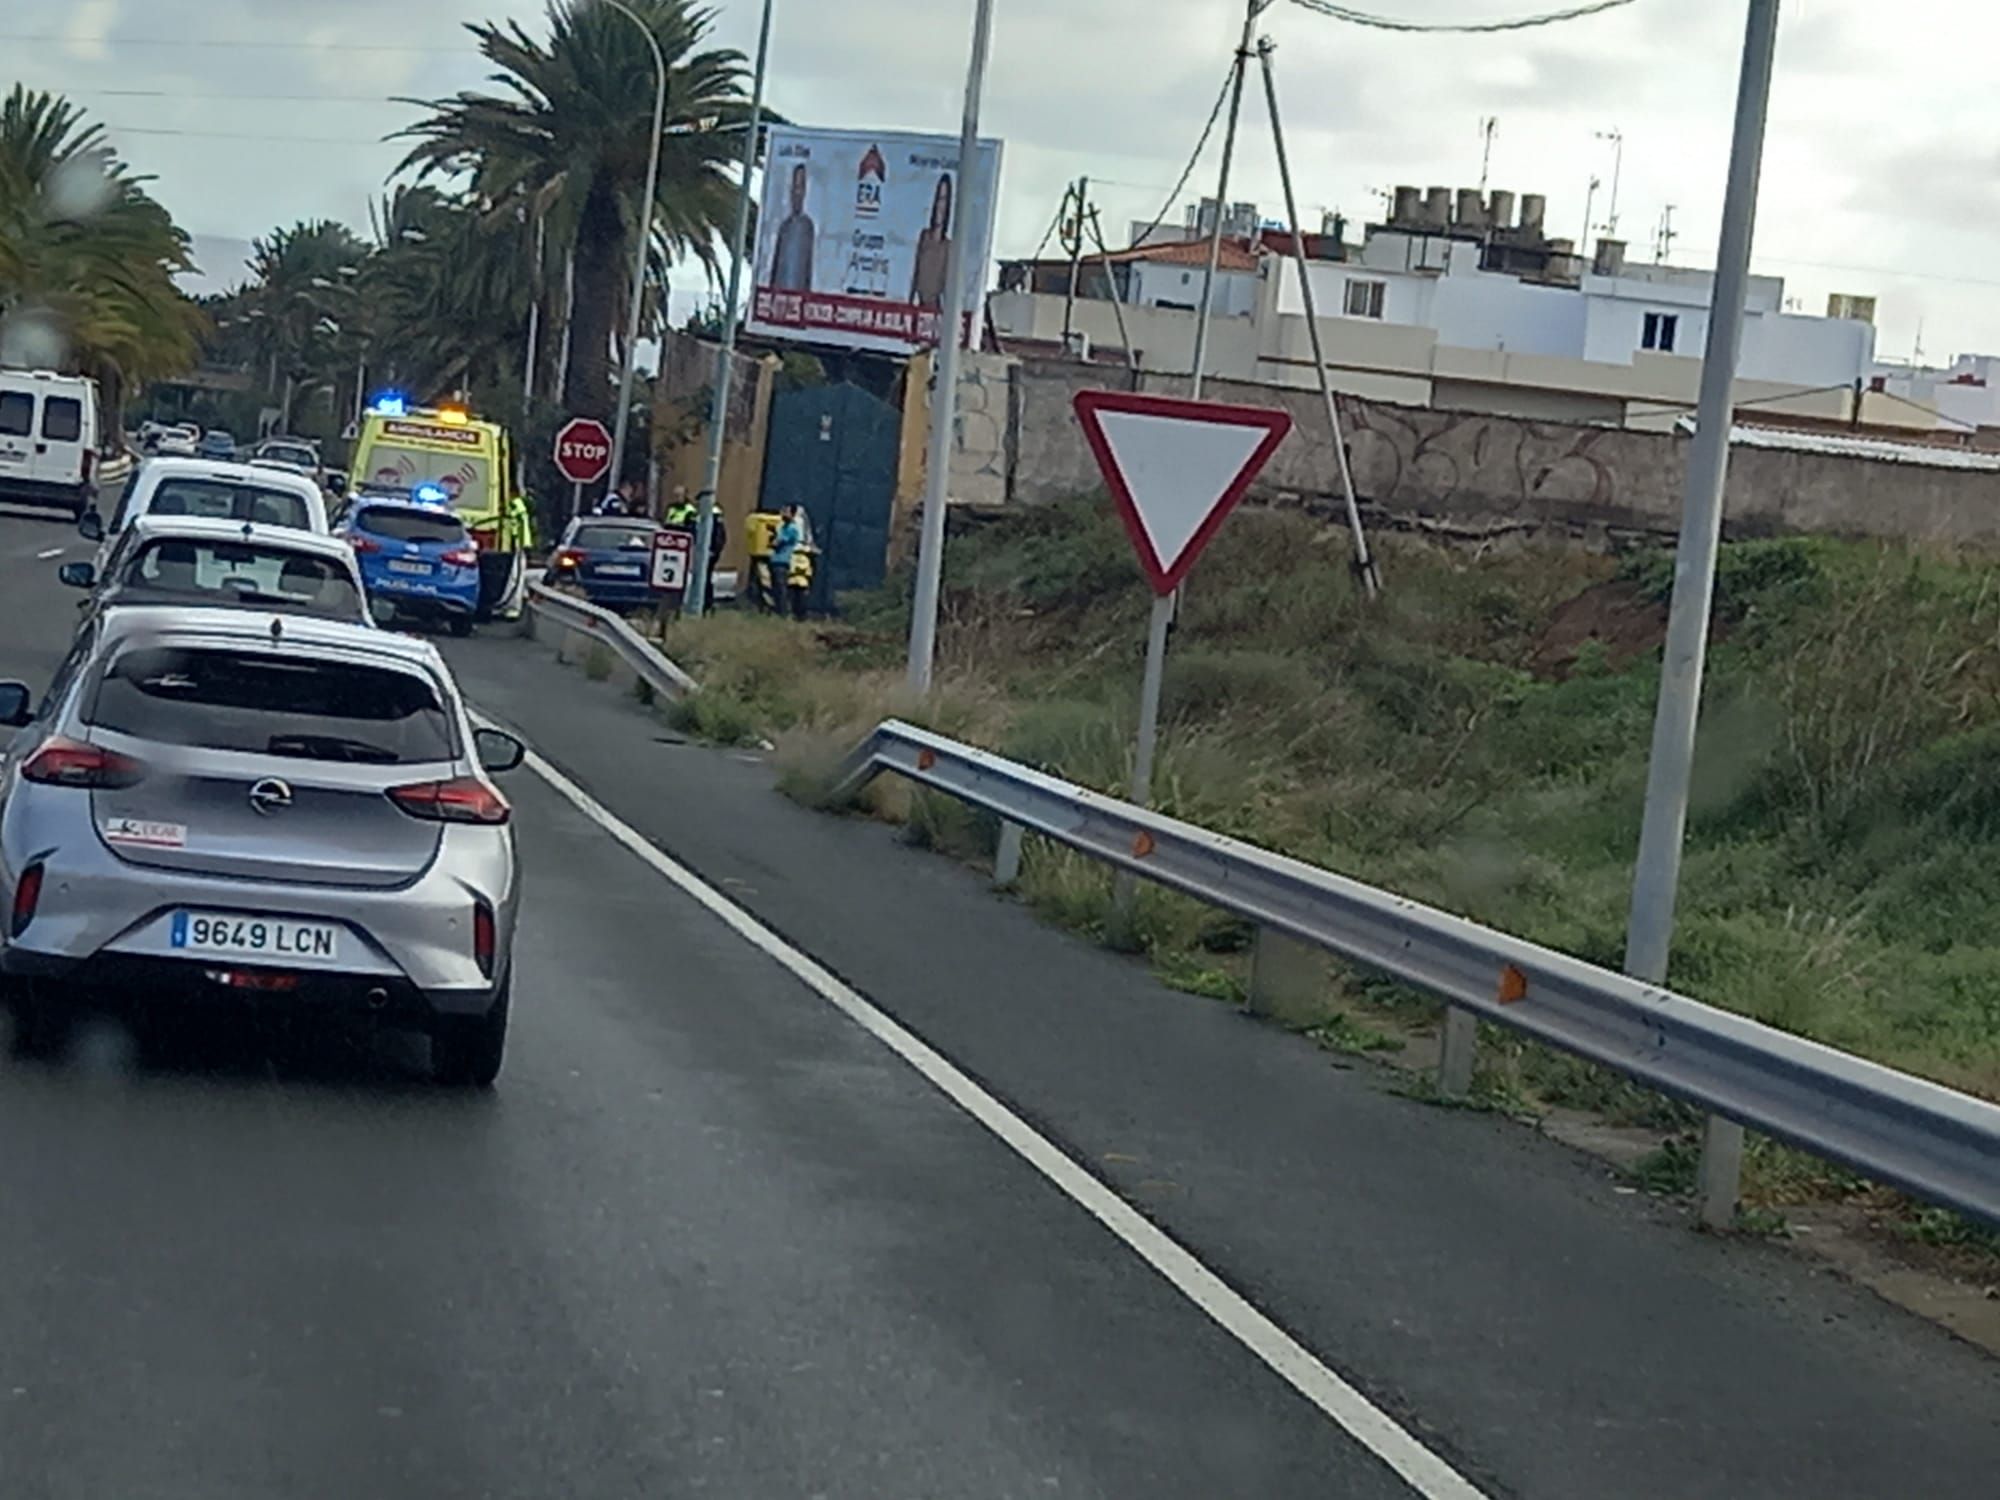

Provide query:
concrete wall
left=1007, top=357, right=2000, bottom=550
left=897, top=348, right=1020, bottom=523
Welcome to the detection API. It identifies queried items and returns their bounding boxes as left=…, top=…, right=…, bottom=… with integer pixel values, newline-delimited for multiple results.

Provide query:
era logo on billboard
left=855, top=144, right=886, bottom=217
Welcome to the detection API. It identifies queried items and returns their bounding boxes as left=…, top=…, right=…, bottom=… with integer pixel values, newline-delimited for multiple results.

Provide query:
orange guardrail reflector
left=916, top=748, right=936, bottom=771
left=1497, top=964, right=1528, bottom=1004
left=1132, top=831, right=1155, bottom=858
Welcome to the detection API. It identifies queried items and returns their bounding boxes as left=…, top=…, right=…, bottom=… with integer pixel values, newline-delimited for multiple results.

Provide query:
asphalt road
left=446, top=598, right=2000, bottom=1499
left=0, top=505, right=1416, bottom=1497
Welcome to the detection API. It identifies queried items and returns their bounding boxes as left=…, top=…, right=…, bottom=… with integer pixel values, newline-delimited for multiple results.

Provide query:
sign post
left=651, top=526, right=695, bottom=597
left=554, top=416, right=614, bottom=516
left=1072, top=389, right=1292, bottom=935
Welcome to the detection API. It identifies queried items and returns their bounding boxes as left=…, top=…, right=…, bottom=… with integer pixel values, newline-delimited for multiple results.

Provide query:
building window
left=1642, top=311, right=1679, bottom=352
left=1344, top=279, right=1386, bottom=319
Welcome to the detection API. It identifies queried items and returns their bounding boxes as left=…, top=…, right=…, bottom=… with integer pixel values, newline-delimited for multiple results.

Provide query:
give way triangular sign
left=1073, top=390, right=1293, bottom=595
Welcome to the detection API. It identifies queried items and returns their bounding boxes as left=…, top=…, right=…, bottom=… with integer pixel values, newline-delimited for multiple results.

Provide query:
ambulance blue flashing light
left=370, top=392, right=408, bottom=417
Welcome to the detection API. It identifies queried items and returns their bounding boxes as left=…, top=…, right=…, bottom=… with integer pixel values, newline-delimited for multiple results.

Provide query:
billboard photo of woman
left=910, top=172, right=953, bottom=311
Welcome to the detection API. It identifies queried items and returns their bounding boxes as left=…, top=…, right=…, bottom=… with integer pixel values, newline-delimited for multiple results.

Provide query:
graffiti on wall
left=949, top=351, right=1016, bottom=508
left=1337, top=398, right=1629, bottom=519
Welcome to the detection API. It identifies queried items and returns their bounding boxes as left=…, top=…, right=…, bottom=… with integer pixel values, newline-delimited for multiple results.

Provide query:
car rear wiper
left=265, top=733, right=399, bottom=764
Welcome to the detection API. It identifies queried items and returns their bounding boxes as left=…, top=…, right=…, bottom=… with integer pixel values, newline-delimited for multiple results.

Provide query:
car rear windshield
left=89, top=647, right=457, bottom=765
left=42, top=397, right=82, bottom=441
left=0, top=392, right=31, bottom=437
left=149, top=478, right=309, bottom=530
left=571, top=524, right=657, bottom=550
left=357, top=505, right=465, bottom=545
left=262, top=445, right=315, bottom=468
left=120, top=540, right=362, bottom=618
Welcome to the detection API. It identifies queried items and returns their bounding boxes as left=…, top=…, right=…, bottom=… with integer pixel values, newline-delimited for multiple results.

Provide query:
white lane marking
left=35, top=547, right=64, bottom=560
left=518, top=745, right=1488, bottom=1500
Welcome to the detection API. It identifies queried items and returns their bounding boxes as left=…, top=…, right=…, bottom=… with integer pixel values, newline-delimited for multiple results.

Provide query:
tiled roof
left=1099, top=237, right=1262, bottom=271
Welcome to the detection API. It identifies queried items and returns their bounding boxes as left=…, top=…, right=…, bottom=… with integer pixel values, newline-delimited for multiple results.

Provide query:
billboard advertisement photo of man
left=770, top=163, right=815, bottom=292
left=747, top=125, right=1003, bottom=358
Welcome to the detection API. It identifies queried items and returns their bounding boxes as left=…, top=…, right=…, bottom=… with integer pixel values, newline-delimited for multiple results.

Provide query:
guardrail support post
left=1247, top=927, right=1321, bottom=1024
left=1698, top=1116, right=1745, bottom=1230
left=993, top=820, right=1024, bottom=889
left=1437, top=1006, right=1478, bottom=1099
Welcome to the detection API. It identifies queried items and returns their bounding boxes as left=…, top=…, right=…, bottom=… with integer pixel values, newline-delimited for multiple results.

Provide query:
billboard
left=747, top=125, right=1004, bottom=358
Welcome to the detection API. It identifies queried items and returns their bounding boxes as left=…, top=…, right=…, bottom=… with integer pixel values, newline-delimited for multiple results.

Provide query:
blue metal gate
left=759, top=381, right=901, bottom=610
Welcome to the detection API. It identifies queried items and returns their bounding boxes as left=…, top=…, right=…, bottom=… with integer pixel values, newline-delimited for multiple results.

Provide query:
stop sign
left=554, top=416, right=614, bottom=485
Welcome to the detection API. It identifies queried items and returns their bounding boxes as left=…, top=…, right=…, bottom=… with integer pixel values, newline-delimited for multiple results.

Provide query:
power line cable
left=1287, top=0, right=1639, bottom=32
left=0, top=32, right=466, bottom=52
left=1126, top=63, right=1236, bottom=252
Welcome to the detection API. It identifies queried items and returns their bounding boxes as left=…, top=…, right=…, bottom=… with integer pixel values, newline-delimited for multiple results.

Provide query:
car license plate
left=170, top=911, right=341, bottom=961
left=597, top=563, right=643, bottom=577
left=388, top=559, right=434, bottom=576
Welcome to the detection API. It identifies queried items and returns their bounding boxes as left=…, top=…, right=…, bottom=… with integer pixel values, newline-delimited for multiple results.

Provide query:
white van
left=0, top=369, right=102, bottom=518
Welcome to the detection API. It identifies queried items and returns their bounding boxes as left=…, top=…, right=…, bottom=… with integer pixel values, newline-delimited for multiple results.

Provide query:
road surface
left=1, top=503, right=1997, bottom=1498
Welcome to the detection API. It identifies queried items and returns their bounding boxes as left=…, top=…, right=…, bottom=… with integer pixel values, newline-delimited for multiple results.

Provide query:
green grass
left=657, top=497, right=2000, bottom=1189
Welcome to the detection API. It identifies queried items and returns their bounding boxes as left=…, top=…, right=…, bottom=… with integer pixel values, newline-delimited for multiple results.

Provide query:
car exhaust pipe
left=365, top=987, right=389, bottom=1011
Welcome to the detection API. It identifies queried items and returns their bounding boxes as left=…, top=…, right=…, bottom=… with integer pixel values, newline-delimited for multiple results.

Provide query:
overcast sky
left=7, top=0, right=1997, bottom=362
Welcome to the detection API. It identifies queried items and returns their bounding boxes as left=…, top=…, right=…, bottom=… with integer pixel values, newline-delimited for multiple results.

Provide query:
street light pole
left=685, top=0, right=774, bottom=619
left=904, top=0, right=997, bottom=695
left=599, top=0, right=668, bottom=508
left=1623, top=0, right=1781, bottom=1229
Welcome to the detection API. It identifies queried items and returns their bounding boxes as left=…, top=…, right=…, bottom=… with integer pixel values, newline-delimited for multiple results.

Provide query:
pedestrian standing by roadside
left=770, top=503, right=808, bottom=620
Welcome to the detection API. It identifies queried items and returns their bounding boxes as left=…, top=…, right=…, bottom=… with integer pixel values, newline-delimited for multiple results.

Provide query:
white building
left=993, top=187, right=1888, bottom=432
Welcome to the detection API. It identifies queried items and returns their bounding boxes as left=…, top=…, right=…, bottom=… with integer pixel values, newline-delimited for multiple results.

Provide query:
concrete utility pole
left=1189, top=0, right=1269, bottom=399
left=685, top=0, right=774, bottom=618
left=600, top=0, right=668, bottom=506
left=1623, top=0, right=1782, bottom=1231
left=904, top=0, right=997, bottom=695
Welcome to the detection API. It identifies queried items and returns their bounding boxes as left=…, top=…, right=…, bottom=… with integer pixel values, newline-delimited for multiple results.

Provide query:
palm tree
left=362, top=183, right=538, bottom=404
left=240, top=219, right=370, bottom=430
left=0, top=86, right=203, bottom=429
left=395, top=0, right=754, bottom=417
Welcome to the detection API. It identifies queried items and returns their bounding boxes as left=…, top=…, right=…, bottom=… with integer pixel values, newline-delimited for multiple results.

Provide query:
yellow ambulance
left=348, top=397, right=536, bottom=621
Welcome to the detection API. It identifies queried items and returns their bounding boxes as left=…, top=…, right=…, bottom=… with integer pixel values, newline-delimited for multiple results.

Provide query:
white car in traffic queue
left=60, top=515, right=371, bottom=628
left=0, top=606, right=523, bottom=1085
left=81, top=456, right=330, bottom=579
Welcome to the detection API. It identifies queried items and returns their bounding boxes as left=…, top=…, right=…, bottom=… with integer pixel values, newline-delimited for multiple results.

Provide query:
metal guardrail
left=835, top=720, right=2000, bottom=1231
left=523, top=580, right=698, bottom=702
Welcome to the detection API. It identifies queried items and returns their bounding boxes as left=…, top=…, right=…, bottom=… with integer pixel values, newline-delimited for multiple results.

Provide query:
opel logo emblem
left=248, top=778, right=294, bottom=816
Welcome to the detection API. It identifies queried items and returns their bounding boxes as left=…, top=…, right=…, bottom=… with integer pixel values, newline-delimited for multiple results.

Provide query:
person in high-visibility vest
left=770, top=503, right=817, bottom=619
left=744, top=508, right=781, bottom=612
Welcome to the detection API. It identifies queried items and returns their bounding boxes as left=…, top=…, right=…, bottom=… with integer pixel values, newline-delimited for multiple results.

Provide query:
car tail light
left=10, top=863, right=44, bottom=937
left=21, top=737, right=145, bottom=789
left=441, top=547, right=479, bottom=567
left=472, top=899, right=496, bottom=978
left=387, top=775, right=510, bottom=826
left=349, top=533, right=382, bottom=554
left=551, top=548, right=582, bottom=571
left=204, top=968, right=300, bottom=992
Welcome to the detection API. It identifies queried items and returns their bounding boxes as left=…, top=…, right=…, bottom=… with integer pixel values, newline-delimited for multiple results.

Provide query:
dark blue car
left=341, top=489, right=482, bottom=635
left=548, top=515, right=663, bottom=611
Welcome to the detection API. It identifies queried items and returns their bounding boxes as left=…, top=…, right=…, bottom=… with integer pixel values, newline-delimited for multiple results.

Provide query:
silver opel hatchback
left=0, top=606, right=522, bottom=1085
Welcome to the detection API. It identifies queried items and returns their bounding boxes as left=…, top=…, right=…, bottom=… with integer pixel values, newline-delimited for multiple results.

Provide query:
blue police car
left=341, top=484, right=483, bottom=635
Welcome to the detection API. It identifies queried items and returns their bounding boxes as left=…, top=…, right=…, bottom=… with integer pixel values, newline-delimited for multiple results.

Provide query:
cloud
left=62, top=0, right=120, bottom=61
left=25, top=0, right=2000, bottom=355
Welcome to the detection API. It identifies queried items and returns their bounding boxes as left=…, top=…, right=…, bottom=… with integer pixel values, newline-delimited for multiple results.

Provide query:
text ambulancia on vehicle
left=347, top=396, right=534, bottom=623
